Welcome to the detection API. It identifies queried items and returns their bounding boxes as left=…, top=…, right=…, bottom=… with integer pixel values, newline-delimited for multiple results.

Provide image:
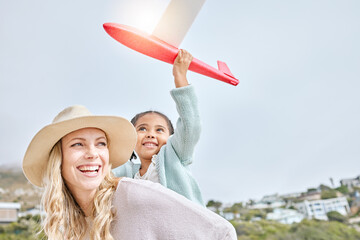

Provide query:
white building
left=295, top=197, right=350, bottom=221
left=222, top=212, right=240, bottom=221
left=266, top=208, right=304, bottom=224
left=280, top=192, right=302, bottom=199
left=0, top=202, right=21, bottom=224
left=340, top=176, right=360, bottom=191
left=248, top=194, right=286, bottom=209
left=207, top=203, right=241, bottom=221
left=19, top=205, right=46, bottom=217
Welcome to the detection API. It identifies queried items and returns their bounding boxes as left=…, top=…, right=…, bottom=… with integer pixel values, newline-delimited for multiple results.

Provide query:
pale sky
left=1, top=0, right=359, bottom=204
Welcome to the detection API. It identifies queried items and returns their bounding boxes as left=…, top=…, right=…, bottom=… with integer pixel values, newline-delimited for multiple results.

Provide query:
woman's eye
left=98, top=142, right=107, bottom=147
left=70, top=143, right=83, bottom=147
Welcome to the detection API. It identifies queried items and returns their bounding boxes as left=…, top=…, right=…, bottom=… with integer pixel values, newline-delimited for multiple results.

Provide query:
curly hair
left=40, top=141, right=117, bottom=240
left=131, top=110, right=174, bottom=135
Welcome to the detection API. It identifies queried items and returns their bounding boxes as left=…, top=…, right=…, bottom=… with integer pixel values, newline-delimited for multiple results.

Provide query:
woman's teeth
left=78, top=166, right=99, bottom=172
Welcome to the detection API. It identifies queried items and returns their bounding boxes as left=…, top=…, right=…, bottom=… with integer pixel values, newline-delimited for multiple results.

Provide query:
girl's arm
left=167, top=50, right=201, bottom=164
left=173, top=49, right=192, bottom=88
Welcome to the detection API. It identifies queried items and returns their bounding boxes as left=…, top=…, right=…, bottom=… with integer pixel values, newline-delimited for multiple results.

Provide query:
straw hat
left=22, top=105, right=136, bottom=187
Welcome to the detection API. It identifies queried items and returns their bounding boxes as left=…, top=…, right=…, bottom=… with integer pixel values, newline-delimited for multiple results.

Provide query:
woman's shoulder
left=115, top=178, right=163, bottom=193
left=114, top=177, right=123, bottom=189
left=115, top=178, right=199, bottom=211
left=112, top=178, right=236, bottom=239
left=115, top=178, right=183, bottom=203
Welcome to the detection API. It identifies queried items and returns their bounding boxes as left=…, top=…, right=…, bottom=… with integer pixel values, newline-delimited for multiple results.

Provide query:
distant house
left=222, top=212, right=240, bottom=221
left=248, top=194, right=286, bottom=209
left=266, top=208, right=304, bottom=224
left=340, top=176, right=360, bottom=191
left=280, top=192, right=302, bottom=199
left=0, top=202, right=21, bottom=224
left=19, top=205, right=46, bottom=217
left=295, top=197, right=350, bottom=221
left=207, top=203, right=241, bottom=221
left=350, top=191, right=360, bottom=214
left=297, top=191, right=322, bottom=202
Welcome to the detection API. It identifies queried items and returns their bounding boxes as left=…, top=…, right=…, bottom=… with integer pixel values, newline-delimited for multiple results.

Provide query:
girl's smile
left=134, top=113, right=170, bottom=162
left=143, top=141, right=158, bottom=148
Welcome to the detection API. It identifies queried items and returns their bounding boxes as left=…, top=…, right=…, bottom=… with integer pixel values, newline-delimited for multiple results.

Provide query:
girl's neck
left=139, top=158, right=152, bottom=176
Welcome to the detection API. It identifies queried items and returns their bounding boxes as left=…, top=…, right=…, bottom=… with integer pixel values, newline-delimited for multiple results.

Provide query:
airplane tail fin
left=217, top=61, right=236, bottom=78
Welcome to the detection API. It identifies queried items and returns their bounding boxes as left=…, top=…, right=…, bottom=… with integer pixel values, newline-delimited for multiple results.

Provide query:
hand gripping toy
left=103, top=0, right=239, bottom=86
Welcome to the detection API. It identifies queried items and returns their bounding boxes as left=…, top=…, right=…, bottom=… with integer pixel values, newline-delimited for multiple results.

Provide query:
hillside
left=0, top=168, right=42, bottom=210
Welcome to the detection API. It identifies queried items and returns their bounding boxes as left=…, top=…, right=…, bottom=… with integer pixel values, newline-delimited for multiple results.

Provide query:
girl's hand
left=173, top=49, right=193, bottom=88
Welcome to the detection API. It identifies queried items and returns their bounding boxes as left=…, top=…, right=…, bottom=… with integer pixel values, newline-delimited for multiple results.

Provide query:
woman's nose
left=85, top=146, right=99, bottom=159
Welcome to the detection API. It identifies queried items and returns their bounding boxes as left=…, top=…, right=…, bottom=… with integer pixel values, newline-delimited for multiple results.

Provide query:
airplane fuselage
left=103, top=23, right=239, bottom=86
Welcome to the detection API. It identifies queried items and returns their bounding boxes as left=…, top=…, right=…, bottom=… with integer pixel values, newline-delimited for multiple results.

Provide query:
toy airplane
left=103, top=0, right=239, bottom=86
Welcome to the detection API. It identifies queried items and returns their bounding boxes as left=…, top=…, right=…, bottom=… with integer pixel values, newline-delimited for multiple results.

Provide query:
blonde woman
left=22, top=105, right=236, bottom=239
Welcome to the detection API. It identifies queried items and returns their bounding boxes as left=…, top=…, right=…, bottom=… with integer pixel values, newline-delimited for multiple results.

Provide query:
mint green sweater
left=112, top=85, right=204, bottom=206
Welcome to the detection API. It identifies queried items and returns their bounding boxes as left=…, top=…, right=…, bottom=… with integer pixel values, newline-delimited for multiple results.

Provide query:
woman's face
left=61, top=128, right=109, bottom=196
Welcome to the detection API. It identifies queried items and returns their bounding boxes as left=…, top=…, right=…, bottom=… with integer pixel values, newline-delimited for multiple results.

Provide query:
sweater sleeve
left=168, top=85, right=201, bottom=165
left=112, top=161, right=138, bottom=178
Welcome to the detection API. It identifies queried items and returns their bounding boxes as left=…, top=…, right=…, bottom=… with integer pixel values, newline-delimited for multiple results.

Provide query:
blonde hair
left=40, top=141, right=117, bottom=240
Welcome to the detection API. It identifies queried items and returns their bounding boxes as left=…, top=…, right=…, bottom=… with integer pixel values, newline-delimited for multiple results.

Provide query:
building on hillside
left=0, top=202, right=21, bottom=224
left=207, top=203, right=241, bottom=221
left=350, top=191, right=360, bottom=214
left=340, top=175, right=360, bottom=191
left=19, top=205, right=46, bottom=217
left=295, top=197, right=350, bottom=221
left=222, top=212, right=240, bottom=221
left=266, top=208, right=304, bottom=224
left=349, top=217, right=360, bottom=224
left=297, top=191, right=322, bottom=201
left=280, top=192, right=302, bottom=199
left=248, top=194, right=286, bottom=209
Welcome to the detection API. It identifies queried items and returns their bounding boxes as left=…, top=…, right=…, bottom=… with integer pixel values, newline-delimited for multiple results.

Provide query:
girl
left=112, top=50, right=204, bottom=206
left=22, top=105, right=236, bottom=239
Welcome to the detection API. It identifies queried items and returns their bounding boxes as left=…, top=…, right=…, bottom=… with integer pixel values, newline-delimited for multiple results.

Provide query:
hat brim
left=22, top=115, right=136, bottom=187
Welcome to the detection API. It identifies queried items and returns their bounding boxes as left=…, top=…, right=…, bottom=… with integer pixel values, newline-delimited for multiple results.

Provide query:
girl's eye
left=70, top=143, right=83, bottom=147
left=157, top=128, right=165, bottom=133
left=138, top=127, right=146, bottom=131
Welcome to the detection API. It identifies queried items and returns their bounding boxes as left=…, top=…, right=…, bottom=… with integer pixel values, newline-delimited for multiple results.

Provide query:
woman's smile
left=61, top=128, right=110, bottom=194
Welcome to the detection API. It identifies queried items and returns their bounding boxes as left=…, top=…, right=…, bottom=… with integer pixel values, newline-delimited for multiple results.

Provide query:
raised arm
left=168, top=50, right=201, bottom=164
left=173, top=49, right=192, bottom=88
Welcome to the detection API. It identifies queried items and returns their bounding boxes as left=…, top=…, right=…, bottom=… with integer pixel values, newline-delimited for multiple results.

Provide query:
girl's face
left=134, top=113, right=170, bottom=162
left=61, top=128, right=109, bottom=196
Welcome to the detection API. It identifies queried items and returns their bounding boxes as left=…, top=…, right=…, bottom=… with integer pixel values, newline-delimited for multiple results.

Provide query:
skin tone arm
left=173, top=49, right=193, bottom=88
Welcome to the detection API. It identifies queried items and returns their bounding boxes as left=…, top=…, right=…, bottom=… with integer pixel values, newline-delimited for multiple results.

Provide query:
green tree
left=321, top=190, right=337, bottom=199
left=206, top=200, right=222, bottom=213
left=319, top=184, right=332, bottom=191
left=223, top=202, right=243, bottom=219
left=240, top=209, right=267, bottom=221
left=336, top=185, right=349, bottom=195
left=232, top=219, right=360, bottom=240
left=0, top=215, right=46, bottom=240
left=307, top=188, right=317, bottom=193
left=327, top=211, right=347, bottom=223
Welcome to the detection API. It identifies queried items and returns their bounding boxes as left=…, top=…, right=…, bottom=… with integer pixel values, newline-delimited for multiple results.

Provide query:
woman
left=22, top=105, right=236, bottom=239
